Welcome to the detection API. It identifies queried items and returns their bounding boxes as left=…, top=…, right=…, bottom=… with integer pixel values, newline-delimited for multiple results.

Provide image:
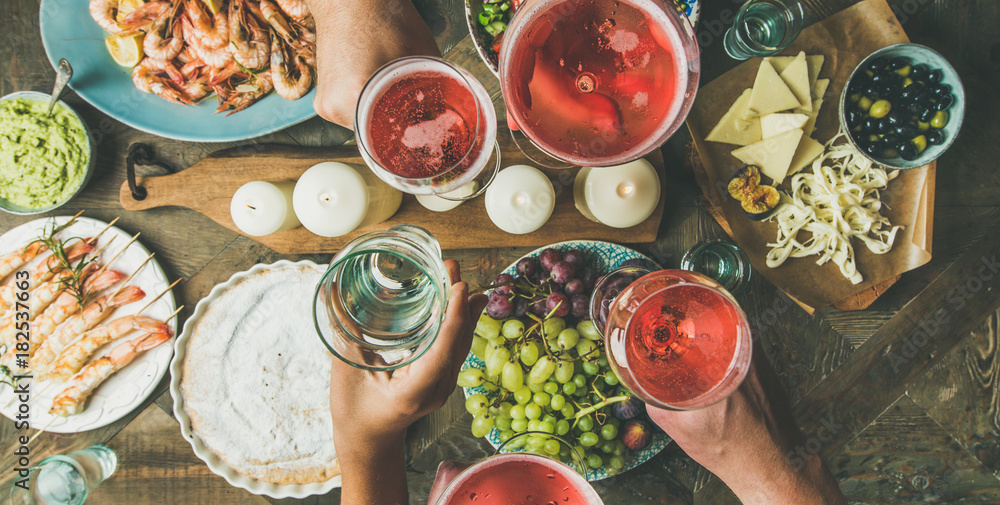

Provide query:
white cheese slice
left=801, top=98, right=824, bottom=137
left=768, top=54, right=825, bottom=85
left=788, top=134, right=825, bottom=175
left=731, top=128, right=803, bottom=184
left=761, top=113, right=809, bottom=139
left=779, top=52, right=812, bottom=112
left=746, top=60, right=801, bottom=117
left=811, top=78, right=830, bottom=102
left=706, top=89, right=762, bottom=146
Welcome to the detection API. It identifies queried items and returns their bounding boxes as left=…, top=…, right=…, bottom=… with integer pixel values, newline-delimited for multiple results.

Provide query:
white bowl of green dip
left=0, top=90, right=94, bottom=215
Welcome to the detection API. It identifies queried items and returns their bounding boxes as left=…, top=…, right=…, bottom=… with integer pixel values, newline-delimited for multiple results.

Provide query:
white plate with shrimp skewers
left=0, top=216, right=178, bottom=433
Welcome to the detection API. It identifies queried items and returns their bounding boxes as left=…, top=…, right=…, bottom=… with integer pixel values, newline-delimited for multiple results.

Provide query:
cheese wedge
left=731, top=128, right=803, bottom=184
left=788, top=134, right=825, bottom=175
left=706, top=89, right=762, bottom=146
left=811, top=78, right=830, bottom=102
left=779, top=52, right=812, bottom=112
left=767, top=54, right=825, bottom=85
left=746, top=60, right=801, bottom=117
left=802, top=98, right=823, bottom=137
left=761, top=113, right=809, bottom=139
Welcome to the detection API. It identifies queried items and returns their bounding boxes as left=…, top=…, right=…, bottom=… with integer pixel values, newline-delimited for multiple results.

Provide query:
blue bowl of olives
left=840, top=43, right=965, bottom=169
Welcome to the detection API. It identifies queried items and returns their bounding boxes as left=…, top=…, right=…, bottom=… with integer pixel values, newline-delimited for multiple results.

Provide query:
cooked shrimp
left=230, top=0, right=270, bottom=69
left=275, top=0, right=309, bottom=21
left=32, top=286, right=146, bottom=376
left=183, top=16, right=234, bottom=69
left=50, top=331, right=171, bottom=416
left=120, top=0, right=171, bottom=32
left=217, top=72, right=273, bottom=115
left=133, top=58, right=192, bottom=105
left=0, top=241, right=93, bottom=314
left=181, top=73, right=213, bottom=102
left=42, top=316, right=170, bottom=382
left=258, top=0, right=294, bottom=44
left=143, top=1, right=184, bottom=60
left=0, top=263, right=98, bottom=319
left=270, top=36, right=311, bottom=100
left=89, top=0, right=123, bottom=33
left=0, top=242, right=47, bottom=282
left=0, top=269, right=124, bottom=369
left=184, top=0, right=228, bottom=49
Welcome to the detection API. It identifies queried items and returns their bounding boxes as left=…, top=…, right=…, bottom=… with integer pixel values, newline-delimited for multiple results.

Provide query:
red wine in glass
left=357, top=57, right=498, bottom=196
left=435, top=453, right=603, bottom=505
left=499, top=0, right=700, bottom=167
left=604, top=270, right=752, bottom=410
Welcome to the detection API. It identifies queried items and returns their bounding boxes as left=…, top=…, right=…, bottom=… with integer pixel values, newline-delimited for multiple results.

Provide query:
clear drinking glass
left=723, top=0, right=805, bottom=60
left=680, top=239, right=753, bottom=296
left=355, top=56, right=500, bottom=200
left=589, top=264, right=654, bottom=338
left=603, top=270, right=752, bottom=410
left=313, top=224, right=452, bottom=371
left=9, top=445, right=117, bottom=505
left=498, top=0, right=700, bottom=168
left=432, top=432, right=602, bottom=505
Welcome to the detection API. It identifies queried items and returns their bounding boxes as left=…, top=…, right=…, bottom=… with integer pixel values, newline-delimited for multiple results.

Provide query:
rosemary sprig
left=27, top=215, right=97, bottom=311
left=0, top=344, right=15, bottom=389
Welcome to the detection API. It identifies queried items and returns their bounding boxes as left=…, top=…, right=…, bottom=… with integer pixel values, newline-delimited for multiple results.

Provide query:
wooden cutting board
left=119, top=141, right=667, bottom=254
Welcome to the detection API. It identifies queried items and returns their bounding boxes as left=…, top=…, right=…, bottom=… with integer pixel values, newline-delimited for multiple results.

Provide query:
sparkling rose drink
left=435, top=453, right=604, bottom=505
left=499, top=0, right=699, bottom=166
left=357, top=57, right=497, bottom=195
left=604, top=270, right=752, bottom=410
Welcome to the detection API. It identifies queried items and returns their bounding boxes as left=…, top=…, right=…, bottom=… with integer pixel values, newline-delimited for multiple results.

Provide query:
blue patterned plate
left=38, top=0, right=316, bottom=142
left=460, top=240, right=670, bottom=481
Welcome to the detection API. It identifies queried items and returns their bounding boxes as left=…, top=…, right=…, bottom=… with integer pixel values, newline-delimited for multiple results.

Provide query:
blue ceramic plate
left=460, top=240, right=670, bottom=481
left=38, top=0, right=316, bottom=142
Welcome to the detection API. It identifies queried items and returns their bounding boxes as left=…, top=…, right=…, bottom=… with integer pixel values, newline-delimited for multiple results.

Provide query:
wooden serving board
left=119, top=140, right=667, bottom=254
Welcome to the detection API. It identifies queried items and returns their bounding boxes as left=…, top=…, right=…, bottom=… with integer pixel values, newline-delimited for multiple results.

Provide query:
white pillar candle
left=574, top=158, right=660, bottom=228
left=292, top=162, right=402, bottom=238
left=230, top=181, right=300, bottom=237
left=415, top=181, right=477, bottom=212
left=485, top=165, right=555, bottom=234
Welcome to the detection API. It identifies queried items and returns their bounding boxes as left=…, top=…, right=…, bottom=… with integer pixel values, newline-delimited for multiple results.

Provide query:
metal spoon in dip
left=47, top=58, right=73, bottom=116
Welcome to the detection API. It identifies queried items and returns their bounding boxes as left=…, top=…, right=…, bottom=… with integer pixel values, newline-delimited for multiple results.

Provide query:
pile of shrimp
left=0, top=222, right=174, bottom=417
left=90, top=0, right=315, bottom=114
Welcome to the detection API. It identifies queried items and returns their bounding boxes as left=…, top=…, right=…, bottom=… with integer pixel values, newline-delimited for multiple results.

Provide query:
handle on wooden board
left=119, top=169, right=202, bottom=212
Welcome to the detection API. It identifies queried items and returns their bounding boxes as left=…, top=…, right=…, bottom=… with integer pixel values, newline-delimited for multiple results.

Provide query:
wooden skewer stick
left=82, top=216, right=120, bottom=246
left=163, top=305, right=184, bottom=325
left=106, top=253, right=155, bottom=299
left=26, top=417, right=58, bottom=445
left=135, top=278, right=182, bottom=316
left=91, top=232, right=141, bottom=277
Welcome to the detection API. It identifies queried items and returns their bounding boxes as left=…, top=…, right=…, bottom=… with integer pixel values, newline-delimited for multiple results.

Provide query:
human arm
left=305, top=0, right=441, bottom=129
left=646, top=351, right=848, bottom=505
left=329, top=259, right=489, bottom=505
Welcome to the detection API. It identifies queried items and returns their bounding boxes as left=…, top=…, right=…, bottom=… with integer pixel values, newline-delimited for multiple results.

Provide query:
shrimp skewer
left=31, top=286, right=146, bottom=376
left=0, top=242, right=48, bottom=283
left=42, top=315, right=172, bottom=382
left=50, top=331, right=172, bottom=417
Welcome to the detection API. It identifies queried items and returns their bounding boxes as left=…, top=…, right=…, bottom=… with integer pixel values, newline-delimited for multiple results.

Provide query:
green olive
left=865, top=70, right=874, bottom=78
left=849, top=93, right=861, bottom=103
left=869, top=100, right=891, bottom=119
left=868, top=134, right=881, bottom=143
left=903, top=77, right=914, bottom=87
left=917, top=121, right=930, bottom=131
left=930, top=110, right=949, bottom=129
left=912, top=135, right=928, bottom=153
left=894, top=65, right=911, bottom=77
left=858, top=96, right=873, bottom=112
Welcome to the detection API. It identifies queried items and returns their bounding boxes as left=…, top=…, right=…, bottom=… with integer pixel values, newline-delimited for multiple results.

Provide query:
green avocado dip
left=0, top=97, right=90, bottom=210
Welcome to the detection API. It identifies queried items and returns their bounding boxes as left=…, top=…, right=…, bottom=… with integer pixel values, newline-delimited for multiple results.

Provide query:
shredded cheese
left=764, top=130, right=903, bottom=284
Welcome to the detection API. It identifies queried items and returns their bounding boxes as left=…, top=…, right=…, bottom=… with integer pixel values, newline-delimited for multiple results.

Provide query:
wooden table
left=2, top=0, right=1000, bottom=503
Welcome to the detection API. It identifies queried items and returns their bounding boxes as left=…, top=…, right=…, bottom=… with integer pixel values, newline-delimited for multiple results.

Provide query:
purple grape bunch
left=486, top=248, right=596, bottom=324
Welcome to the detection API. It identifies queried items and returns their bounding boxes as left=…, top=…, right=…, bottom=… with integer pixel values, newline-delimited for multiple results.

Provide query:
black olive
left=885, top=111, right=904, bottom=127
left=935, top=84, right=952, bottom=97
left=928, top=69, right=942, bottom=82
left=864, top=86, right=881, bottom=99
left=866, top=57, right=888, bottom=73
left=899, top=142, right=919, bottom=160
left=845, top=107, right=862, bottom=128
left=888, top=56, right=909, bottom=70
left=911, top=63, right=929, bottom=79
left=862, top=117, right=879, bottom=132
left=881, top=80, right=902, bottom=99
left=900, top=83, right=924, bottom=101
left=927, top=130, right=945, bottom=145
left=864, top=141, right=882, bottom=157
left=877, top=117, right=893, bottom=133
left=880, top=134, right=900, bottom=153
left=914, top=87, right=936, bottom=104
left=848, top=78, right=864, bottom=94
left=936, top=94, right=955, bottom=110
left=894, top=124, right=917, bottom=138
left=919, top=107, right=936, bottom=123
left=870, top=70, right=889, bottom=85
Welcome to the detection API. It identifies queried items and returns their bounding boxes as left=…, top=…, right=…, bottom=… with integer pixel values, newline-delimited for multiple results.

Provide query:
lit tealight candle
left=230, top=181, right=300, bottom=237
left=574, top=158, right=660, bottom=228
left=485, top=165, right=555, bottom=234
left=292, top=162, right=403, bottom=238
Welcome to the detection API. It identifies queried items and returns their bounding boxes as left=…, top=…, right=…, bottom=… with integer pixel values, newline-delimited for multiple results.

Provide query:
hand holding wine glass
left=329, top=259, right=488, bottom=505
left=306, top=0, right=440, bottom=129
left=646, top=350, right=848, bottom=505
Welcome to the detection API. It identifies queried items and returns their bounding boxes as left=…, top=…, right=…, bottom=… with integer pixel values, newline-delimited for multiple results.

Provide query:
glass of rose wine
left=603, top=270, right=753, bottom=410
left=432, top=432, right=603, bottom=505
left=356, top=56, right=500, bottom=200
left=498, top=0, right=700, bottom=167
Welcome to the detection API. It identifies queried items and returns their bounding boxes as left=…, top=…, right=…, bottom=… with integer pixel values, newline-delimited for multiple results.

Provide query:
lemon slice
left=115, top=0, right=145, bottom=22
left=202, top=0, right=224, bottom=15
left=105, top=33, right=144, bottom=67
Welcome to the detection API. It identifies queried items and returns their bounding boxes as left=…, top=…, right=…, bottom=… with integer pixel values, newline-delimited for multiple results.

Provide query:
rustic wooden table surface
left=2, top=0, right=999, bottom=503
